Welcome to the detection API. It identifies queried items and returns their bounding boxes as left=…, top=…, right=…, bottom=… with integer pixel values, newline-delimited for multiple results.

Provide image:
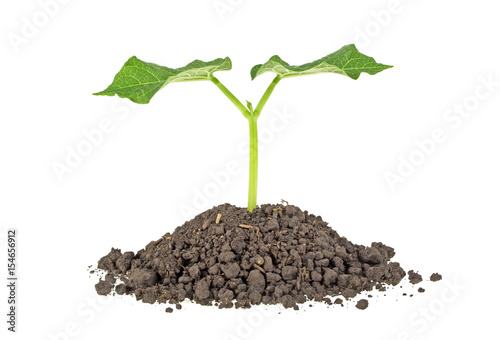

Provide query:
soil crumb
left=430, top=273, right=442, bottom=282
left=356, top=299, right=369, bottom=310
left=408, top=270, right=423, bottom=284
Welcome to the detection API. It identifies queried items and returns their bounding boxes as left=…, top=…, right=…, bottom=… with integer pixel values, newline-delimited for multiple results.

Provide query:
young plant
left=94, top=44, right=391, bottom=213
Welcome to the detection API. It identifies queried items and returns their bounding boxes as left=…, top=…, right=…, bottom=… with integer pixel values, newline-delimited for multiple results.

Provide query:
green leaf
left=94, top=56, right=232, bottom=104
left=250, top=44, right=392, bottom=81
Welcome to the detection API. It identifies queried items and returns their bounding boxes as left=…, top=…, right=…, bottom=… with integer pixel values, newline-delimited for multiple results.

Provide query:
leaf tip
left=92, top=90, right=108, bottom=97
left=250, top=64, right=262, bottom=80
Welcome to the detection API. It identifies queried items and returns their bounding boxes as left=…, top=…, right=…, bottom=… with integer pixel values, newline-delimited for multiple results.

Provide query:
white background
left=1, top=0, right=499, bottom=339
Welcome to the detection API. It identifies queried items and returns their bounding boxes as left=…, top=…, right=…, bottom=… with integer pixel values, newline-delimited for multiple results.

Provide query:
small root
left=254, top=228, right=261, bottom=241
left=238, top=224, right=254, bottom=229
left=253, top=264, right=266, bottom=274
left=202, top=220, right=211, bottom=230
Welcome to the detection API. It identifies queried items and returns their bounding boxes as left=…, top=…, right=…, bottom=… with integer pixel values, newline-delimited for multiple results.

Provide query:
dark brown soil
left=355, top=299, right=369, bottom=310
left=430, top=273, right=442, bottom=282
left=94, top=203, right=432, bottom=310
left=408, top=270, right=423, bottom=284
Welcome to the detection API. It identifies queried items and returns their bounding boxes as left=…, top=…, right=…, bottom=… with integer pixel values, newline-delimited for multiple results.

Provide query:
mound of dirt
left=95, top=203, right=410, bottom=310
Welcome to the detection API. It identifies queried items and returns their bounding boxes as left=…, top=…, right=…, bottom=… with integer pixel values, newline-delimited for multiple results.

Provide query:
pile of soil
left=94, top=203, right=427, bottom=310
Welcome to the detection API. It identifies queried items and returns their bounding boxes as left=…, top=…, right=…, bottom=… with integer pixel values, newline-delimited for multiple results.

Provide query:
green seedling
left=94, top=44, right=391, bottom=212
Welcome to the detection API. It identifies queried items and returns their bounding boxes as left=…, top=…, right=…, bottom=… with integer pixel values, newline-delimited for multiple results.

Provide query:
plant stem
left=210, top=75, right=282, bottom=213
left=210, top=76, right=250, bottom=118
left=253, top=75, right=282, bottom=118
left=246, top=76, right=282, bottom=212
left=248, top=115, right=258, bottom=212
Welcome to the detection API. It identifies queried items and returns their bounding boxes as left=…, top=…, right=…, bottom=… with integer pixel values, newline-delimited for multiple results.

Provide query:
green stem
left=247, top=76, right=282, bottom=211
left=253, top=75, right=282, bottom=118
left=210, top=76, right=250, bottom=118
left=248, top=116, right=258, bottom=212
left=210, top=74, right=282, bottom=213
